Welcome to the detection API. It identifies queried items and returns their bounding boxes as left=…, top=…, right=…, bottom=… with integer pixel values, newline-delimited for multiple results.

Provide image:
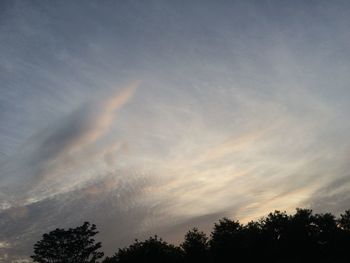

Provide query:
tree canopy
left=181, top=228, right=209, bottom=263
left=31, top=209, right=350, bottom=263
left=31, top=222, right=104, bottom=263
left=104, top=235, right=182, bottom=263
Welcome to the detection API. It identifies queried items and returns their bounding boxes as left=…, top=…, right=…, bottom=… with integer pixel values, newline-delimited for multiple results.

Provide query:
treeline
left=31, top=208, right=350, bottom=263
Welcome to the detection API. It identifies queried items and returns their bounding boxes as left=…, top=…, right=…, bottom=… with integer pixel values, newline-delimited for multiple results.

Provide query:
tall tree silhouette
left=287, top=208, right=317, bottom=262
left=261, top=210, right=290, bottom=261
left=181, top=227, right=209, bottom=263
left=209, top=217, right=243, bottom=261
left=338, top=210, right=350, bottom=260
left=314, top=212, right=338, bottom=261
left=31, top=222, right=104, bottom=263
left=242, top=220, right=264, bottom=262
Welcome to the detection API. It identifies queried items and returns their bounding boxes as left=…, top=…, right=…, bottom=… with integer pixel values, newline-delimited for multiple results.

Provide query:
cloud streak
left=0, top=82, right=138, bottom=209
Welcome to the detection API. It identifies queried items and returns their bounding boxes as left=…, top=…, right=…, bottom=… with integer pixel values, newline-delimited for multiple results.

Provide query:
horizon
left=1, top=0, right=350, bottom=261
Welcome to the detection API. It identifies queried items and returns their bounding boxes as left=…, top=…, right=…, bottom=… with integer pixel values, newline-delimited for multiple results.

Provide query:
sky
left=1, top=0, right=350, bottom=261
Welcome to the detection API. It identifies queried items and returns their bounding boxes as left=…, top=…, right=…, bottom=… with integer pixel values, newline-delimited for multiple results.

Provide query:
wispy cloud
left=0, top=82, right=139, bottom=209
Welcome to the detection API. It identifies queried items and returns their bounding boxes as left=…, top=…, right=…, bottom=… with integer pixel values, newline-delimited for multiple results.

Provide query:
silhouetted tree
left=313, top=212, right=339, bottom=261
left=261, top=210, right=291, bottom=261
left=209, top=217, right=243, bottom=261
left=181, top=228, right=208, bottom=263
left=31, top=222, right=104, bottom=263
left=337, top=210, right=350, bottom=261
left=30, top=208, right=350, bottom=263
left=242, top=220, right=264, bottom=262
left=339, top=210, right=350, bottom=231
left=287, top=208, right=317, bottom=262
left=104, top=235, right=182, bottom=263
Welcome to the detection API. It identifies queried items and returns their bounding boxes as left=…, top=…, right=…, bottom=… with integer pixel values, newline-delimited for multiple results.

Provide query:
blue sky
left=1, top=0, right=350, bottom=261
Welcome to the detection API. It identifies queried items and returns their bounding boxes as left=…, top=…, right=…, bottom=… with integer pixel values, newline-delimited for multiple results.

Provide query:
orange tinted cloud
left=67, top=81, right=138, bottom=154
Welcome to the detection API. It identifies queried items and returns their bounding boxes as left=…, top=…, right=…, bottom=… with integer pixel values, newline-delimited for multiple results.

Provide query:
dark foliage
left=104, top=235, right=182, bottom=263
left=31, top=222, right=104, bottom=263
left=31, top=209, right=350, bottom=263
left=209, top=217, right=243, bottom=261
left=181, top=228, right=209, bottom=263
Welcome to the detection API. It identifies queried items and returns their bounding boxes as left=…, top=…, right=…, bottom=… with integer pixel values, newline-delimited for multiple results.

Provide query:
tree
left=105, top=235, right=183, bottom=263
left=314, top=213, right=338, bottom=260
left=181, top=228, right=208, bottom=263
left=338, top=210, right=350, bottom=260
left=260, top=210, right=290, bottom=261
left=30, top=208, right=350, bottom=263
left=287, top=208, right=317, bottom=261
left=209, top=217, right=243, bottom=261
left=242, top=220, right=264, bottom=262
left=339, top=210, right=350, bottom=231
left=31, top=222, right=104, bottom=263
